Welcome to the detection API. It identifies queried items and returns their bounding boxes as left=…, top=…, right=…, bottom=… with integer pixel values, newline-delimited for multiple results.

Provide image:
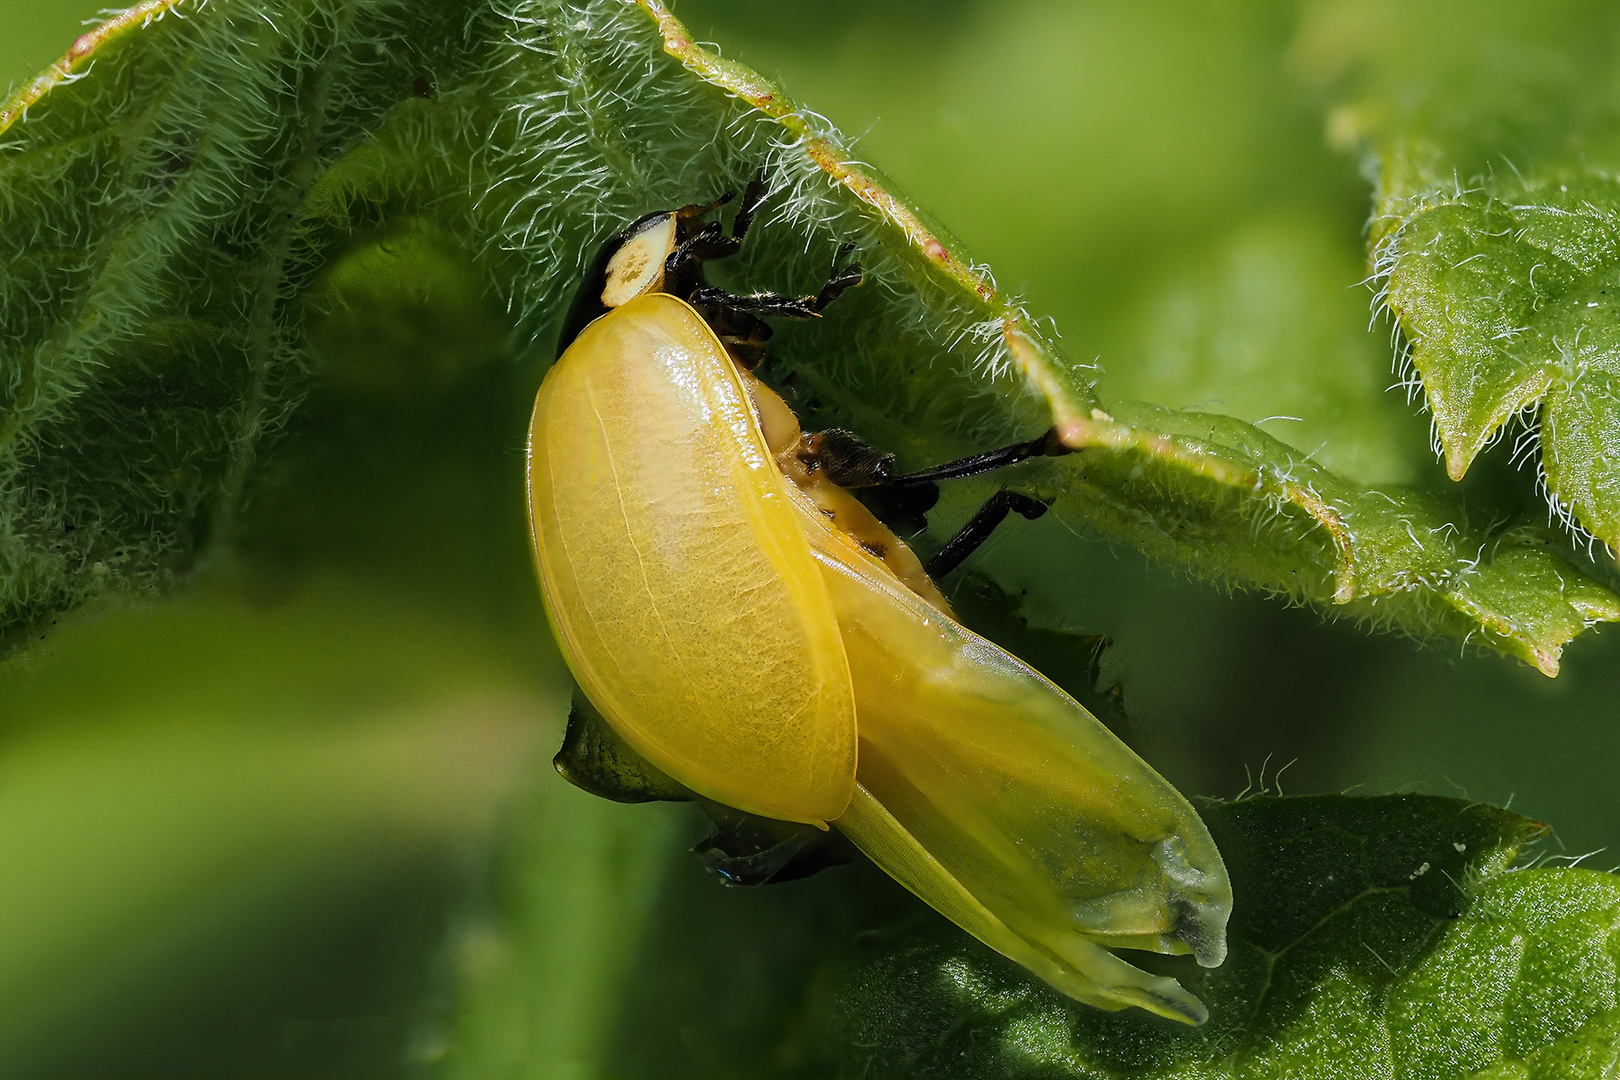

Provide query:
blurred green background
left=3, top=0, right=1618, bottom=1075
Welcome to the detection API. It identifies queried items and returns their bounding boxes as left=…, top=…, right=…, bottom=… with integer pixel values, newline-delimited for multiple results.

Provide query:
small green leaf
left=1305, top=0, right=1620, bottom=559
left=1036, top=403, right=1620, bottom=675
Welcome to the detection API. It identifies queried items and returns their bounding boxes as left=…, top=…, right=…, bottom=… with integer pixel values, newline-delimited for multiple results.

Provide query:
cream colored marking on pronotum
left=601, top=213, right=677, bottom=308
left=526, top=274, right=1231, bottom=1025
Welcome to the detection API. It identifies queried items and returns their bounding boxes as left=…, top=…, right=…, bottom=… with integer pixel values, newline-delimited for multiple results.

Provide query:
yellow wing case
left=528, top=294, right=857, bottom=826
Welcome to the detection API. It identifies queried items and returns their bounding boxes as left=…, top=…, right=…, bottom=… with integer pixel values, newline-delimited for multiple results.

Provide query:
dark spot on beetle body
left=858, top=539, right=887, bottom=559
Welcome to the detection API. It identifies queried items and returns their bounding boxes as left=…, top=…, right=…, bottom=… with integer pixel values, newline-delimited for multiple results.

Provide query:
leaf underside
left=0, top=0, right=1615, bottom=673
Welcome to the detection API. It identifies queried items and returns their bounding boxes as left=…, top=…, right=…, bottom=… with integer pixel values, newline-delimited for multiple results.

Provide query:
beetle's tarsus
left=815, top=243, right=864, bottom=311
left=692, top=802, right=856, bottom=887
left=730, top=169, right=769, bottom=243
left=926, top=490, right=1050, bottom=579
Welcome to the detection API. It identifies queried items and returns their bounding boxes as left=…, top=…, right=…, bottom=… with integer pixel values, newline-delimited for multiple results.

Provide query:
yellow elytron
left=526, top=189, right=1232, bottom=1024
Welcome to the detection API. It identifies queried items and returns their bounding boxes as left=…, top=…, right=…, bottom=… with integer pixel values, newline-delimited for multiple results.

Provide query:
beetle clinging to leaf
left=525, top=172, right=1232, bottom=1024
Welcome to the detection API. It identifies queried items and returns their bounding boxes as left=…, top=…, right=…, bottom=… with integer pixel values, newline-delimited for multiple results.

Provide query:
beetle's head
left=556, top=210, right=676, bottom=356
left=555, top=191, right=738, bottom=357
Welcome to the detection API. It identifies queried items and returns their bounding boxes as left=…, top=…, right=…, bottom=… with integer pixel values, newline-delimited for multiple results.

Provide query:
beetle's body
left=526, top=187, right=1232, bottom=1024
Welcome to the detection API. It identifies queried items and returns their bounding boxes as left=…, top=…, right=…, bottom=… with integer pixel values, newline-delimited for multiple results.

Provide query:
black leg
left=674, top=165, right=769, bottom=233
left=814, top=241, right=865, bottom=309
left=674, top=189, right=736, bottom=222
left=688, top=242, right=864, bottom=320
left=692, top=798, right=856, bottom=886
left=728, top=168, right=768, bottom=244
left=668, top=221, right=741, bottom=274
left=926, top=490, right=1049, bottom=579
left=665, top=170, right=771, bottom=281
left=885, top=427, right=1071, bottom=487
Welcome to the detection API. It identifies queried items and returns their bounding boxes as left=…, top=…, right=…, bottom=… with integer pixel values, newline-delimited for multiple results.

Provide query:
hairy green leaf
left=1303, top=0, right=1620, bottom=562
left=1, top=0, right=1615, bottom=672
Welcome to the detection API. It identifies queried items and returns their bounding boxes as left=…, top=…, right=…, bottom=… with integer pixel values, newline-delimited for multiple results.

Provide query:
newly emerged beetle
left=526, top=177, right=1232, bottom=1023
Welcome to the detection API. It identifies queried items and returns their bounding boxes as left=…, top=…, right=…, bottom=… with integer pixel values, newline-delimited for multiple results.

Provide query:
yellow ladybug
left=526, top=178, right=1231, bottom=1024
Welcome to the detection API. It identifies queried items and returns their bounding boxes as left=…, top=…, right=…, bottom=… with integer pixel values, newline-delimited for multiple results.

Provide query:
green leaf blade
left=815, top=796, right=1620, bottom=1080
